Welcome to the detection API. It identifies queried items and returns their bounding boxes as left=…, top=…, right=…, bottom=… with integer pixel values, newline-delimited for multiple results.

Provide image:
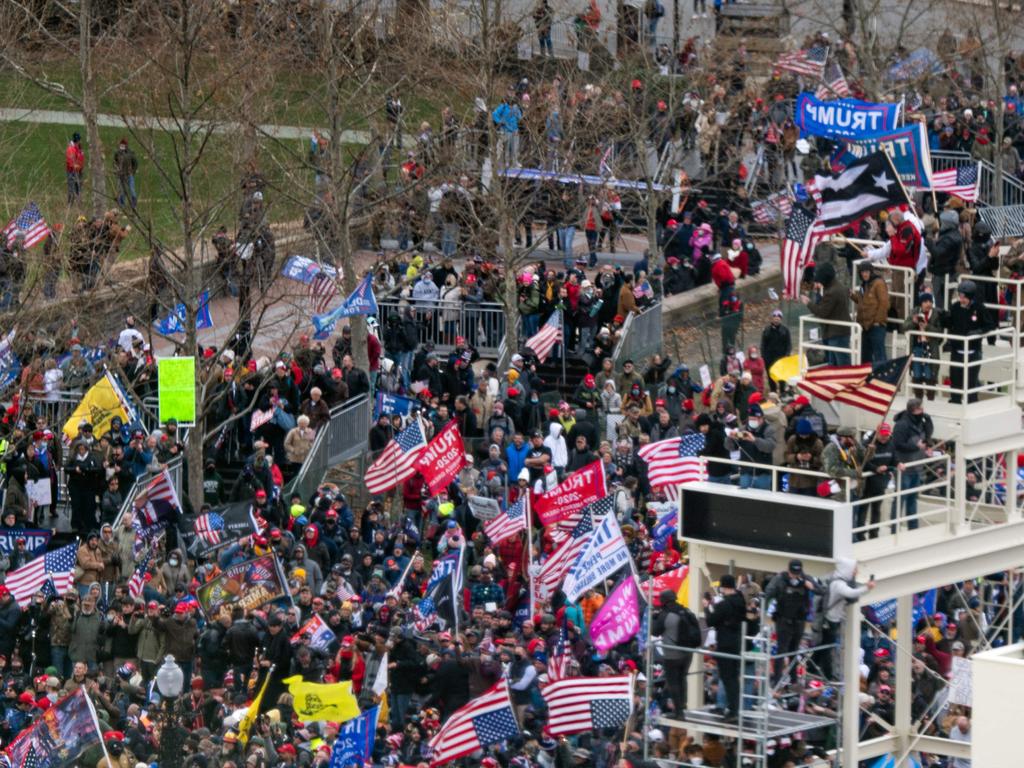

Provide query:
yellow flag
left=238, top=669, right=272, bottom=745
left=283, top=676, right=361, bottom=723
left=769, top=354, right=806, bottom=384
left=62, top=373, right=129, bottom=442
left=377, top=692, right=389, bottom=725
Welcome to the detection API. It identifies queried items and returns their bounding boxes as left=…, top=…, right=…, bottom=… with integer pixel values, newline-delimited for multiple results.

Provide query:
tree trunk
left=500, top=215, right=519, bottom=355
left=79, top=0, right=106, bottom=218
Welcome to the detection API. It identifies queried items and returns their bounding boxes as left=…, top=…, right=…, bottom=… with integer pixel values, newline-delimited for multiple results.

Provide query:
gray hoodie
left=825, top=557, right=870, bottom=623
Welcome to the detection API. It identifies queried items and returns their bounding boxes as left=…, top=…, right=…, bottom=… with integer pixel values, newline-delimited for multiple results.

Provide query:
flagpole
left=525, top=495, right=536, bottom=618
left=642, top=581, right=653, bottom=762
left=881, top=146, right=914, bottom=212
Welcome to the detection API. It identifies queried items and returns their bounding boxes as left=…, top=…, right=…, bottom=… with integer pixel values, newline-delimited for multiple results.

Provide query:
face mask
left=531, top=397, right=539, bottom=404
left=691, top=760, right=703, bottom=766
left=667, top=386, right=677, bottom=394
left=169, top=558, right=180, bottom=567
left=748, top=419, right=761, bottom=429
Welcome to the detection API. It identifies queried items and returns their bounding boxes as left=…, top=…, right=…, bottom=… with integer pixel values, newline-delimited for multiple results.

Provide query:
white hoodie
left=544, top=422, right=568, bottom=470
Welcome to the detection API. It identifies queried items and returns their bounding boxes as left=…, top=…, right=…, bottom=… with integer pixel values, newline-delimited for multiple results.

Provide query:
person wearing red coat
left=65, top=132, right=85, bottom=204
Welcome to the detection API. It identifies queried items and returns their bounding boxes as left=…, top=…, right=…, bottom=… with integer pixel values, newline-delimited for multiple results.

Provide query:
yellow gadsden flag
left=283, top=676, right=361, bottom=723
left=238, top=668, right=272, bottom=745
left=62, top=372, right=129, bottom=442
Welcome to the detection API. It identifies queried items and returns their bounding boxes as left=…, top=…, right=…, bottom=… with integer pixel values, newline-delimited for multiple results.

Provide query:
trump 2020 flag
left=415, top=420, right=467, bottom=496
left=313, top=273, right=378, bottom=336
left=155, top=291, right=214, bottom=335
left=329, top=705, right=379, bottom=768
left=561, top=512, right=632, bottom=602
left=291, top=614, right=336, bottom=653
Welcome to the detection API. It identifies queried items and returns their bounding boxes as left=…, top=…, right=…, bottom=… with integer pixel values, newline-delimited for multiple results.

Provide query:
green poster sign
left=158, top=356, right=196, bottom=425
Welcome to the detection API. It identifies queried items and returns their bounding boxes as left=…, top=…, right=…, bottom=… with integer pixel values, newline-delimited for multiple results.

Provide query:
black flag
left=812, top=151, right=910, bottom=230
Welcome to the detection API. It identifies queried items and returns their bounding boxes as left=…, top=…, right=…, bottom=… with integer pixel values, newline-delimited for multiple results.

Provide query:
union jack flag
left=3, top=202, right=50, bottom=248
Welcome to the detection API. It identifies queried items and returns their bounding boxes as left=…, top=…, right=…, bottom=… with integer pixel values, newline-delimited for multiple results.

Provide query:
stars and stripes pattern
left=308, top=271, right=339, bottom=314
left=798, top=356, right=909, bottom=415
left=775, top=44, right=828, bottom=77
left=414, top=596, right=438, bottom=631
left=548, top=621, right=571, bottom=682
left=552, top=494, right=613, bottom=546
left=638, top=433, right=707, bottom=491
left=536, top=503, right=597, bottom=601
left=427, top=681, right=520, bottom=766
left=781, top=205, right=821, bottom=300
left=22, top=744, right=41, bottom=768
left=364, top=418, right=428, bottom=494
left=3, top=202, right=50, bottom=248
left=5, top=544, right=77, bottom=606
left=128, top=546, right=154, bottom=599
left=798, top=362, right=873, bottom=401
left=483, top=497, right=528, bottom=545
left=541, top=675, right=634, bottom=736
left=752, top=192, right=793, bottom=226
left=336, top=581, right=356, bottom=602
left=194, top=511, right=225, bottom=545
left=525, top=310, right=563, bottom=363
left=136, top=470, right=182, bottom=526
left=815, top=61, right=852, bottom=100
left=930, top=164, right=980, bottom=202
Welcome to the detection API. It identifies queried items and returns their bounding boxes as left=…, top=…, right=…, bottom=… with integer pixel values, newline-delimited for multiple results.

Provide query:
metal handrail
left=899, top=325, right=1017, bottom=401
left=798, top=316, right=863, bottom=369
left=285, top=394, right=371, bottom=502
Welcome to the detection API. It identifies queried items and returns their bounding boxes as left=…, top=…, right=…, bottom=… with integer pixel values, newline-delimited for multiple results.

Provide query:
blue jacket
left=506, top=443, right=530, bottom=481
left=492, top=103, right=522, bottom=134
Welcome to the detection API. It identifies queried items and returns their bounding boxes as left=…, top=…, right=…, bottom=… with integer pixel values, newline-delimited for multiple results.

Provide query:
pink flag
left=589, top=577, right=640, bottom=653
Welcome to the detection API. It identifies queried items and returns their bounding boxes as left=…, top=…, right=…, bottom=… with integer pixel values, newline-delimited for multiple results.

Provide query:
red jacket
left=711, top=257, right=736, bottom=289
left=65, top=142, right=84, bottom=173
left=889, top=219, right=921, bottom=270
left=368, top=333, right=382, bottom=373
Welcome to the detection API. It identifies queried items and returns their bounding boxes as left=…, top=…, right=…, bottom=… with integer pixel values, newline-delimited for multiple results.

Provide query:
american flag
left=552, top=494, right=613, bottom=545
left=308, top=271, right=338, bottom=314
left=752, top=192, right=793, bottom=226
left=414, top=595, right=438, bottom=631
left=336, top=579, right=357, bottom=602
left=781, top=205, right=824, bottom=300
left=22, top=744, right=40, bottom=768
left=535, top=503, right=596, bottom=602
left=775, top=44, right=828, bottom=77
left=548, top=621, right=571, bottom=682
left=128, top=546, right=154, bottom=599
left=194, top=511, right=225, bottom=545
left=525, top=310, right=563, bottom=363
left=364, top=418, right=428, bottom=494
left=541, top=675, right=634, bottom=736
left=427, top=681, right=520, bottom=765
left=5, top=544, right=77, bottom=606
left=798, top=362, right=872, bottom=401
left=3, top=202, right=50, bottom=248
left=483, top=497, right=527, bottom=545
left=638, top=433, right=707, bottom=491
left=799, top=356, right=909, bottom=415
left=930, top=164, right=980, bottom=202
left=815, top=61, right=852, bottom=100
left=135, top=470, right=182, bottom=526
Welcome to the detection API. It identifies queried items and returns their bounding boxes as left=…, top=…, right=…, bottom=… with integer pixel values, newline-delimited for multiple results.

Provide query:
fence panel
left=612, top=304, right=663, bottom=365
left=376, top=299, right=506, bottom=358
left=287, top=395, right=371, bottom=503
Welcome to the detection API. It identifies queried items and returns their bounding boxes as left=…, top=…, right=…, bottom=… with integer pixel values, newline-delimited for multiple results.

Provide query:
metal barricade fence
left=611, top=304, right=663, bottom=365
left=931, top=150, right=1024, bottom=206
left=376, top=299, right=506, bottom=358
left=899, top=325, right=1017, bottom=403
left=286, top=395, right=371, bottom=504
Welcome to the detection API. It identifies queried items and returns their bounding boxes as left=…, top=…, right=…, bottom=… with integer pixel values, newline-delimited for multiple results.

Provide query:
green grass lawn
left=0, top=121, right=312, bottom=258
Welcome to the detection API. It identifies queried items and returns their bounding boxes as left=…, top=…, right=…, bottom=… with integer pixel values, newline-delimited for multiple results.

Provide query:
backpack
left=679, top=606, right=702, bottom=648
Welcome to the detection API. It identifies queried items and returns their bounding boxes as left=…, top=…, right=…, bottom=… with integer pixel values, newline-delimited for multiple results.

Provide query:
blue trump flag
left=155, top=291, right=214, bottom=335
left=281, top=255, right=338, bottom=285
left=0, top=329, right=19, bottom=391
left=329, top=705, right=379, bottom=768
left=794, top=92, right=901, bottom=140
left=832, top=122, right=933, bottom=187
left=375, top=391, right=417, bottom=418
left=312, top=274, right=378, bottom=337
left=649, top=503, right=678, bottom=552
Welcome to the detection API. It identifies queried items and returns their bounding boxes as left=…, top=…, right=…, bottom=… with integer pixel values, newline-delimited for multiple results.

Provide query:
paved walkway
left=0, top=107, right=373, bottom=144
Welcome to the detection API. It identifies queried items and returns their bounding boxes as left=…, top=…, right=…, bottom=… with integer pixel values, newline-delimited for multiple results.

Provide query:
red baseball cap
left=794, top=395, right=810, bottom=406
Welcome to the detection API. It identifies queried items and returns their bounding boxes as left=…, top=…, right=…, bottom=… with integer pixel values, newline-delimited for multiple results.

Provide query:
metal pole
left=526, top=495, right=536, bottom=618
left=841, top=604, right=861, bottom=766
left=894, top=595, right=913, bottom=754
left=642, top=581, right=653, bottom=762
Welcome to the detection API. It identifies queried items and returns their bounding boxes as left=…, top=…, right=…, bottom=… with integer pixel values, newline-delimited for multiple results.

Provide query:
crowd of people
left=6, top=20, right=1024, bottom=768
